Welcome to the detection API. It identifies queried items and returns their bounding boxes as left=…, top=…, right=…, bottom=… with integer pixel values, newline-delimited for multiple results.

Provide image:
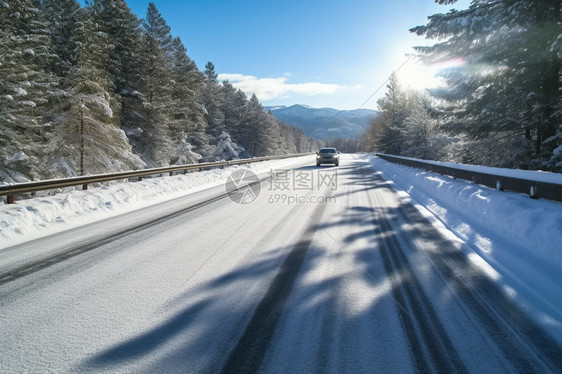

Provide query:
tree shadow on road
left=80, top=160, right=562, bottom=374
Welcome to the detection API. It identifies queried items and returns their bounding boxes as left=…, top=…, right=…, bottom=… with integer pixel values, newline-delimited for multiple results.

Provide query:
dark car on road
left=316, top=148, right=340, bottom=166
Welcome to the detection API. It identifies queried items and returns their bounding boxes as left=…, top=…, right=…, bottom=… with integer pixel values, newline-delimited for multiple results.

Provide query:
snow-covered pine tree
left=93, top=0, right=143, bottom=135
left=0, top=0, right=59, bottom=182
left=41, top=0, right=81, bottom=78
left=264, top=116, right=283, bottom=155
left=401, top=91, right=456, bottom=161
left=143, top=2, right=173, bottom=59
left=276, top=125, right=292, bottom=154
left=204, top=61, right=218, bottom=83
left=201, top=61, right=225, bottom=139
left=94, top=0, right=142, bottom=92
left=168, top=37, right=209, bottom=160
left=210, top=131, right=245, bottom=161
left=277, top=121, right=298, bottom=154
left=241, top=94, right=278, bottom=157
left=47, top=4, right=144, bottom=176
left=173, top=131, right=202, bottom=165
left=218, top=81, right=247, bottom=143
left=402, top=92, right=434, bottom=159
left=373, top=73, right=409, bottom=155
left=411, top=0, right=561, bottom=170
left=294, top=126, right=317, bottom=153
left=136, top=4, right=174, bottom=167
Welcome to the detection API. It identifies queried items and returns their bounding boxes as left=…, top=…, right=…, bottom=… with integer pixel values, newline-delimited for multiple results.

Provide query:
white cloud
left=217, top=73, right=359, bottom=101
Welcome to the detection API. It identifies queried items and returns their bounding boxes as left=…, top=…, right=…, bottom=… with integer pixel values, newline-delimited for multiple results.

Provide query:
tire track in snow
left=367, top=189, right=469, bottom=374
left=0, top=177, right=272, bottom=287
left=220, top=191, right=330, bottom=374
left=0, top=192, right=230, bottom=286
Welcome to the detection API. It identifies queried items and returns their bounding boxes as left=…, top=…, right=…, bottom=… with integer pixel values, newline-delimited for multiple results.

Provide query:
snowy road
left=1, top=156, right=561, bottom=373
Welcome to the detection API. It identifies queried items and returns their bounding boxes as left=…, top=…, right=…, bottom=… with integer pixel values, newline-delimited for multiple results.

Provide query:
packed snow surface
left=0, top=156, right=311, bottom=248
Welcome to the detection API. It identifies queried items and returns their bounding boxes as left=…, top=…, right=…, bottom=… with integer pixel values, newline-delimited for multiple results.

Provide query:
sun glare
left=396, top=57, right=466, bottom=91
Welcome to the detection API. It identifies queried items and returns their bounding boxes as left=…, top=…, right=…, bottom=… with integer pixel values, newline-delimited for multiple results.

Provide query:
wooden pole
left=80, top=104, right=84, bottom=176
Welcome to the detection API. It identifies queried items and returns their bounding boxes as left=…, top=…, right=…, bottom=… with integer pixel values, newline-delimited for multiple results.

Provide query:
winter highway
left=1, top=156, right=561, bottom=373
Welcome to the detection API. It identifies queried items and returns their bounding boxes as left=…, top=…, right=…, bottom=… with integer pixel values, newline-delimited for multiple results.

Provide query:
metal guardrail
left=376, top=154, right=562, bottom=202
left=0, top=154, right=309, bottom=204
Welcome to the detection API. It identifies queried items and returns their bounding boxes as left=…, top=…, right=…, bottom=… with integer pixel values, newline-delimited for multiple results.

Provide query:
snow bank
left=365, top=154, right=562, bottom=336
left=0, top=156, right=312, bottom=248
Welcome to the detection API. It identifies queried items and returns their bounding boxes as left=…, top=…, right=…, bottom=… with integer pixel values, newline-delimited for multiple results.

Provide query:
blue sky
left=82, top=0, right=471, bottom=110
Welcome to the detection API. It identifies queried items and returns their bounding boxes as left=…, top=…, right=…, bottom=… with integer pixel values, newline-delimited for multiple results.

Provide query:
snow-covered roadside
left=364, top=154, right=562, bottom=341
left=0, top=156, right=313, bottom=249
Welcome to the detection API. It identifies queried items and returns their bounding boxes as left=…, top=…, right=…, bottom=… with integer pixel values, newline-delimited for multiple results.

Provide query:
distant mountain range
left=265, top=105, right=378, bottom=140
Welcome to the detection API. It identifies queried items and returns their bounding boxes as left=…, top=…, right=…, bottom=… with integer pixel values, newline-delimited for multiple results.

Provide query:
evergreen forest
left=0, top=0, right=320, bottom=183
left=365, top=0, right=561, bottom=172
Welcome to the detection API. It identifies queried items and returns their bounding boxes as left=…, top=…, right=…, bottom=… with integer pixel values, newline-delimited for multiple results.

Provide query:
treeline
left=365, top=0, right=561, bottom=172
left=0, top=0, right=319, bottom=183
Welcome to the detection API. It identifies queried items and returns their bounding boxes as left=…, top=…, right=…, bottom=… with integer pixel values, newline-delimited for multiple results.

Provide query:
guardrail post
left=138, top=177, right=143, bottom=182
left=82, top=184, right=88, bottom=191
left=530, top=186, right=538, bottom=199
left=496, top=180, right=503, bottom=191
left=7, top=195, right=14, bottom=204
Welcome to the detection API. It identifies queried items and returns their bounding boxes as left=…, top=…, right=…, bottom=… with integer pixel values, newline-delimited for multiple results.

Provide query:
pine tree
left=201, top=61, right=225, bottom=139
left=48, top=4, right=144, bottom=176
left=93, top=0, right=143, bottom=131
left=411, top=0, right=562, bottom=169
left=218, top=81, right=247, bottom=142
left=168, top=37, right=208, bottom=157
left=294, top=126, right=317, bottom=153
left=210, top=131, right=246, bottom=161
left=135, top=2, right=174, bottom=166
left=0, top=0, right=59, bottom=182
left=401, top=91, right=455, bottom=160
left=241, top=94, right=277, bottom=156
left=204, top=61, right=218, bottom=83
left=277, top=121, right=298, bottom=154
left=41, top=0, right=81, bottom=78
left=373, top=73, right=409, bottom=154
left=93, top=0, right=142, bottom=92
left=143, top=2, right=173, bottom=57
